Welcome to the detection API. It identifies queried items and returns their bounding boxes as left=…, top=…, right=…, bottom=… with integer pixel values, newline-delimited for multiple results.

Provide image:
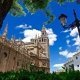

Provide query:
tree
left=0, top=0, right=79, bottom=29
left=0, top=0, right=14, bottom=29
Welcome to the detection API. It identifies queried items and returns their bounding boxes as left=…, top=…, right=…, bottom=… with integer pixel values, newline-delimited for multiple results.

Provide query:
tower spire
left=41, top=25, right=47, bottom=37
left=2, top=23, right=8, bottom=38
left=42, top=25, right=46, bottom=31
left=11, top=35, right=15, bottom=42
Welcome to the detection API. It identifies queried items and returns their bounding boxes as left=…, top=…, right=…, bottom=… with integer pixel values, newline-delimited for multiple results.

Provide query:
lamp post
left=59, top=10, right=80, bottom=37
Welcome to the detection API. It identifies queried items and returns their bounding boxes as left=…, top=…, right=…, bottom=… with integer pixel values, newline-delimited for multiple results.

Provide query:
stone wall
left=0, top=42, right=31, bottom=72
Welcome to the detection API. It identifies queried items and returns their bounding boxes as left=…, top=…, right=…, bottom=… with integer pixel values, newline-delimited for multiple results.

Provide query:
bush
left=0, top=69, right=80, bottom=80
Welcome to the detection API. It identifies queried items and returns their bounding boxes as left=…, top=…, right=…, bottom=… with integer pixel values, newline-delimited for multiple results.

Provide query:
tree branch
left=0, top=0, right=14, bottom=29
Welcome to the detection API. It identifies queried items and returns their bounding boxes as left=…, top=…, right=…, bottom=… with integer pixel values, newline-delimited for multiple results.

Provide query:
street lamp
left=59, top=14, right=67, bottom=27
left=59, top=9, right=80, bottom=37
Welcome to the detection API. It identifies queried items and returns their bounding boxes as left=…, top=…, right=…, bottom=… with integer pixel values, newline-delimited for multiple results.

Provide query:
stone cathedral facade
left=0, top=24, right=50, bottom=73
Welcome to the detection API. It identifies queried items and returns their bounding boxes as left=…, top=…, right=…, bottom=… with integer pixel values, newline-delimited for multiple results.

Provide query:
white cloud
left=62, top=29, right=71, bottom=33
left=76, top=46, right=80, bottom=51
left=53, top=63, right=64, bottom=68
left=59, top=47, right=62, bottom=50
left=46, top=28, right=57, bottom=45
left=22, top=29, right=41, bottom=42
left=65, top=27, right=80, bottom=49
left=16, top=24, right=32, bottom=29
left=22, top=28, right=57, bottom=46
left=53, top=63, right=65, bottom=72
left=66, top=40, right=71, bottom=47
left=73, top=36, right=80, bottom=46
left=66, top=40, right=70, bottom=45
left=70, top=27, right=78, bottom=37
left=59, top=50, right=76, bottom=58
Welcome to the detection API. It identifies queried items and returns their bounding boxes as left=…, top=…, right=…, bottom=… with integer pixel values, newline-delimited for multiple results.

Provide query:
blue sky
left=0, top=1, right=80, bottom=72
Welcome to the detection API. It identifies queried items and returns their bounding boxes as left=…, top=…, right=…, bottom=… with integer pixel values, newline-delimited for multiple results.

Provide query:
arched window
left=39, top=39, right=41, bottom=42
left=42, top=38, right=43, bottom=42
left=44, top=39, right=46, bottom=42
left=4, top=52, right=7, bottom=58
left=13, top=57, right=15, bottom=60
left=35, top=40, right=36, bottom=43
left=42, top=32, right=44, bottom=35
left=76, top=56, right=78, bottom=59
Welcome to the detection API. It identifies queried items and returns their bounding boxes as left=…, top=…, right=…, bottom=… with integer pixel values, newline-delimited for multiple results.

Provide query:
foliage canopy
left=10, top=0, right=78, bottom=16
left=0, top=0, right=80, bottom=29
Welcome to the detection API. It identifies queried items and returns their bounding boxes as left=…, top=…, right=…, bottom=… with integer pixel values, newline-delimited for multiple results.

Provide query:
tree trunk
left=0, top=0, right=14, bottom=29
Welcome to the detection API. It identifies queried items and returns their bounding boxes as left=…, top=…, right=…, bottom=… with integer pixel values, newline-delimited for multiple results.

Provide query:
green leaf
left=23, top=0, right=50, bottom=13
left=10, top=0, right=26, bottom=16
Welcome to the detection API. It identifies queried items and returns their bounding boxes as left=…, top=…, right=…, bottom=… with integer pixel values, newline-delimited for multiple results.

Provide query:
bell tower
left=38, top=25, right=50, bottom=72
left=40, top=25, right=49, bottom=58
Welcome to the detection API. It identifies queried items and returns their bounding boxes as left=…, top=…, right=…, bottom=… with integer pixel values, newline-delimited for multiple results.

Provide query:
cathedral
left=0, top=24, right=50, bottom=73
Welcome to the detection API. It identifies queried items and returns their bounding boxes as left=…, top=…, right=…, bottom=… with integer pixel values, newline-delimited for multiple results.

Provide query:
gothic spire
left=11, top=35, right=15, bottom=42
left=42, top=25, right=46, bottom=32
left=35, top=34, right=38, bottom=39
left=2, top=23, right=8, bottom=38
